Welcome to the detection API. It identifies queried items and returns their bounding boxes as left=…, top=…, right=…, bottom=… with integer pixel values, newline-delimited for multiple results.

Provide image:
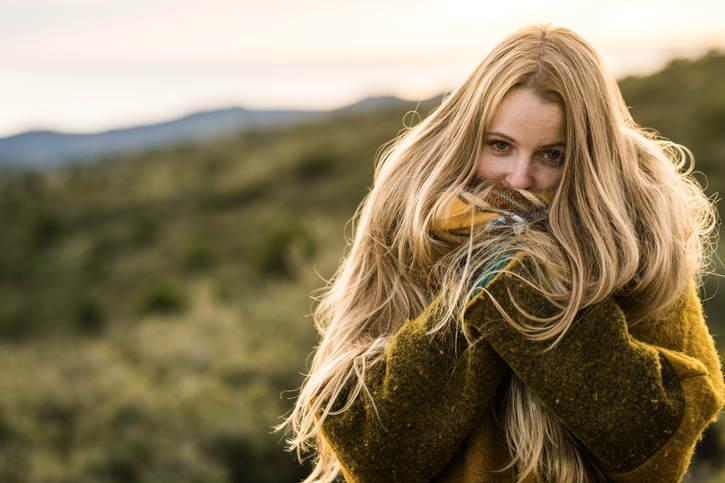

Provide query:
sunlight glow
left=0, top=0, right=722, bottom=136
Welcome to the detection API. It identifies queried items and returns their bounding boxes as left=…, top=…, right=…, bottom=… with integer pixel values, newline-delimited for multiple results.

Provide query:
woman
left=280, top=24, right=724, bottom=483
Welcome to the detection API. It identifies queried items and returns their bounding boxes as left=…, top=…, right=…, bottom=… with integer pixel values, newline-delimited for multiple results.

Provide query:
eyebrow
left=486, top=132, right=566, bottom=149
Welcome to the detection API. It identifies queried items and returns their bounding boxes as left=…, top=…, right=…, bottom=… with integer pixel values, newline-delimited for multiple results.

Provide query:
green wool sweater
left=321, top=257, right=725, bottom=483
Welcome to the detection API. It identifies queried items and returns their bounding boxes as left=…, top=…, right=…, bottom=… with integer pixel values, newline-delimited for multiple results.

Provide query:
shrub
left=201, top=184, right=266, bottom=211
left=72, top=298, right=106, bottom=334
left=294, top=152, right=336, bottom=181
left=134, top=281, right=186, bottom=316
left=0, top=309, right=27, bottom=339
left=30, top=212, right=63, bottom=247
left=183, top=238, right=213, bottom=270
left=249, top=222, right=316, bottom=279
left=203, top=431, right=309, bottom=483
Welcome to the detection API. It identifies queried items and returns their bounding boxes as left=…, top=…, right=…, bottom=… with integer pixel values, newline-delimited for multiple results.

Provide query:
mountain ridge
left=0, top=95, right=413, bottom=169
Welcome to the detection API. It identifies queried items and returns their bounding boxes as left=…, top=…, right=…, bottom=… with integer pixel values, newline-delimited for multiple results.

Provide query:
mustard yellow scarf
left=431, top=187, right=551, bottom=238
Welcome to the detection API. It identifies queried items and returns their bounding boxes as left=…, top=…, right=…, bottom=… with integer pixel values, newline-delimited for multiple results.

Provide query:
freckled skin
left=477, top=89, right=565, bottom=191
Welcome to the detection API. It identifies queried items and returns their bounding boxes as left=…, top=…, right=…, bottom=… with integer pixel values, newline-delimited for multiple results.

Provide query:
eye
left=541, top=150, right=564, bottom=163
left=488, top=140, right=509, bottom=151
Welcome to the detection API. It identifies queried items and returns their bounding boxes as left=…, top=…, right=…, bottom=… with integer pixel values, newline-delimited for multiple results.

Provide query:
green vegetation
left=0, top=52, right=724, bottom=482
left=0, top=102, right=432, bottom=482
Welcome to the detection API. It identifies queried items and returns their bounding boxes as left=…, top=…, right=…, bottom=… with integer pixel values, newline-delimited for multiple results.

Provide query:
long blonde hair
left=279, top=24, right=716, bottom=483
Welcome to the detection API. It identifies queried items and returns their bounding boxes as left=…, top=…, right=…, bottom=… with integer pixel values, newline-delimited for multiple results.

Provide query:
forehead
left=487, top=89, right=565, bottom=144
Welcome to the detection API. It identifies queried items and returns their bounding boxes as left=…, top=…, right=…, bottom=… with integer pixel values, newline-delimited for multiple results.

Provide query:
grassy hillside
left=0, top=53, right=724, bottom=482
left=0, top=102, right=439, bottom=482
left=0, top=105, right=424, bottom=337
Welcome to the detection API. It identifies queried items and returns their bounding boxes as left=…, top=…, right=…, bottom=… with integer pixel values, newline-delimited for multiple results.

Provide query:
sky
left=0, top=0, right=723, bottom=137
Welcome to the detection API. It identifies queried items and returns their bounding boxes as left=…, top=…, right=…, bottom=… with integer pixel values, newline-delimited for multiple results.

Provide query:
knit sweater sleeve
left=320, top=296, right=510, bottom=483
left=466, top=257, right=725, bottom=481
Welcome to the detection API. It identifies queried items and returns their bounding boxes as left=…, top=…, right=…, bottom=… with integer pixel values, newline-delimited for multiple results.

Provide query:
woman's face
left=476, top=88, right=565, bottom=192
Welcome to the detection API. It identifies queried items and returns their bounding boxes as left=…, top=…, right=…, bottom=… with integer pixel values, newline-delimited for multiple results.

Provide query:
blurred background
left=0, top=0, right=724, bottom=482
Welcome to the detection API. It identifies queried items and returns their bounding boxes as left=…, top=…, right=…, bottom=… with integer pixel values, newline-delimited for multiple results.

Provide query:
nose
left=504, top=157, right=534, bottom=190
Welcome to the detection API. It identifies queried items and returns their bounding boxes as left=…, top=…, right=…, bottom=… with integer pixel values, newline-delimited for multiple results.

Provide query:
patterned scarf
left=431, top=187, right=550, bottom=238
left=430, top=187, right=551, bottom=293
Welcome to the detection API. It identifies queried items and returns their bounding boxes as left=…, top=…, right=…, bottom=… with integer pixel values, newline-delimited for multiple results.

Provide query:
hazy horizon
left=2, top=45, right=718, bottom=138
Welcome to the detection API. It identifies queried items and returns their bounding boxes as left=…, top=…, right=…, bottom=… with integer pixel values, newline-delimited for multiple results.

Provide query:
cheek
left=476, top=155, right=498, bottom=181
left=540, top=167, right=563, bottom=190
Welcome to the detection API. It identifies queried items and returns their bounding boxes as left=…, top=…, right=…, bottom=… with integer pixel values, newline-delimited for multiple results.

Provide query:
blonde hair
left=279, top=24, right=716, bottom=483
